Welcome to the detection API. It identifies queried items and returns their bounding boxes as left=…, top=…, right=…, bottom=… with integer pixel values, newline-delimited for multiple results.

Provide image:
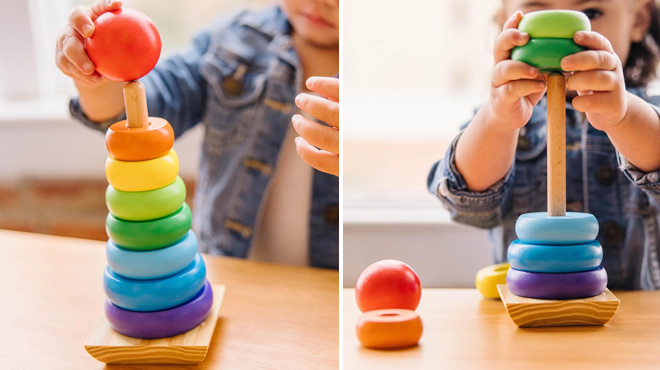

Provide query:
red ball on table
left=85, top=8, right=161, bottom=82
left=355, top=259, right=422, bottom=312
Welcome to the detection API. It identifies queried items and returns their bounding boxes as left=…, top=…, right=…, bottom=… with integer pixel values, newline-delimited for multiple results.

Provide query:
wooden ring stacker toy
left=105, top=148, right=179, bottom=192
left=508, top=240, right=602, bottom=273
left=475, top=263, right=510, bottom=299
left=106, top=117, right=175, bottom=161
left=105, top=203, right=192, bottom=250
left=356, top=309, right=423, bottom=349
left=107, top=230, right=198, bottom=280
left=507, top=266, right=608, bottom=300
left=498, top=10, right=620, bottom=328
left=515, top=211, right=598, bottom=244
left=106, top=176, right=186, bottom=221
left=105, top=280, right=214, bottom=339
left=104, top=253, right=206, bottom=311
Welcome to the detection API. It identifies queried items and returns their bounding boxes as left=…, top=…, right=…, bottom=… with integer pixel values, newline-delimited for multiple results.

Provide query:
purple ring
left=507, top=267, right=607, bottom=299
left=105, top=280, right=213, bottom=339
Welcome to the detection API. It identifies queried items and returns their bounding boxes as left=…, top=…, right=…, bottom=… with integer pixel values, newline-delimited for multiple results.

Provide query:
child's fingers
left=69, top=1, right=123, bottom=38
left=291, top=114, right=339, bottom=155
left=58, top=27, right=95, bottom=75
left=493, top=29, right=529, bottom=64
left=573, top=31, right=615, bottom=53
left=492, top=60, right=538, bottom=87
left=561, top=50, right=619, bottom=72
left=502, top=11, right=523, bottom=31
left=306, top=77, right=339, bottom=102
left=56, top=51, right=101, bottom=84
left=572, top=91, right=620, bottom=114
left=295, top=93, right=339, bottom=128
left=493, top=80, right=546, bottom=104
left=294, top=137, right=339, bottom=177
left=566, top=70, right=619, bottom=92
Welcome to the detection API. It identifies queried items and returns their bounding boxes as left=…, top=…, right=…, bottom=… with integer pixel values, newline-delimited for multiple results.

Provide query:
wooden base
left=85, top=284, right=225, bottom=364
left=497, top=284, right=619, bottom=328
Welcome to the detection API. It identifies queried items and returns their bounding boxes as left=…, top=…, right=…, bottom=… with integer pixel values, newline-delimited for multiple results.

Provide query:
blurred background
left=0, top=0, right=270, bottom=240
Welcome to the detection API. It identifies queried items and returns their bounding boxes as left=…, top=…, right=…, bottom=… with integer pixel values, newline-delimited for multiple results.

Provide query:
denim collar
left=239, top=6, right=293, bottom=39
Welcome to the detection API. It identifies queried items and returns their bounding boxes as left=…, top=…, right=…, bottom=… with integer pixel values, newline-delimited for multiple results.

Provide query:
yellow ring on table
left=105, top=149, right=179, bottom=192
left=475, top=263, right=510, bottom=299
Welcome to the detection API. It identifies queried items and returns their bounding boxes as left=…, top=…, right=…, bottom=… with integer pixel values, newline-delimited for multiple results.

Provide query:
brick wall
left=0, top=178, right=195, bottom=241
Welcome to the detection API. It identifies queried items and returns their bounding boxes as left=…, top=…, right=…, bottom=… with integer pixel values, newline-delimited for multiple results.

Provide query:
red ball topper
left=85, top=8, right=161, bottom=82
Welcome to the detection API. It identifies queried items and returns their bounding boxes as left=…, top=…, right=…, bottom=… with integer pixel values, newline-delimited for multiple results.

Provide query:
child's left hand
left=293, top=77, right=339, bottom=177
left=561, top=31, right=630, bottom=131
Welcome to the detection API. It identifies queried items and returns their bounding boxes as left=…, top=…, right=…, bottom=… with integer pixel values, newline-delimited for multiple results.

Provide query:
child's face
left=501, top=0, right=651, bottom=65
left=280, top=0, right=339, bottom=48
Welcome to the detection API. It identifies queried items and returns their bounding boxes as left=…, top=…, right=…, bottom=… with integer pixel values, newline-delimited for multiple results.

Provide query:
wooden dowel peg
left=123, top=81, right=149, bottom=128
left=547, top=72, right=566, bottom=217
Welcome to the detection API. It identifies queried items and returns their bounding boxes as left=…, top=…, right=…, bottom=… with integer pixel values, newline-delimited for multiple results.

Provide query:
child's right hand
left=487, top=11, right=547, bottom=131
left=55, top=0, right=123, bottom=86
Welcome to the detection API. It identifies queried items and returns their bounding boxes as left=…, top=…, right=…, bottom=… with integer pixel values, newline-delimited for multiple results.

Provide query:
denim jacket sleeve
left=427, top=130, right=515, bottom=229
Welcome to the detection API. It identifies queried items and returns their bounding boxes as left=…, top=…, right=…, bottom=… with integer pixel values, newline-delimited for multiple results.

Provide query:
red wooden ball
left=85, top=8, right=161, bottom=82
left=355, top=260, right=422, bottom=312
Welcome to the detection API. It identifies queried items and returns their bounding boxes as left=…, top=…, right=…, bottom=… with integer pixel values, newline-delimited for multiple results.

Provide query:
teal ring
left=106, top=230, right=198, bottom=280
left=103, top=253, right=206, bottom=312
left=515, top=212, right=599, bottom=245
left=508, top=239, right=603, bottom=273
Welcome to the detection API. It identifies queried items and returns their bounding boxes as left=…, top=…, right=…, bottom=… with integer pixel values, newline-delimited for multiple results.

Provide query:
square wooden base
left=85, top=284, right=225, bottom=364
left=497, top=284, right=619, bottom=328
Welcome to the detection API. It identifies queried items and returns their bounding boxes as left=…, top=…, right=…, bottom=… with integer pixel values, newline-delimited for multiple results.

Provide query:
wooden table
left=0, top=230, right=338, bottom=369
left=344, top=288, right=660, bottom=369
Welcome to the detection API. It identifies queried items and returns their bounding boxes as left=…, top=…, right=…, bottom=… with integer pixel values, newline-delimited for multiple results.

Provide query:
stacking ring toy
left=105, top=149, right=179, bottom=192
left=106, top=117, right=175, bottom=161
left=507, top=266, right=608, bottom=299
left=356, top=309, right=423, bottom=349
left=104, top=253, right=206, bottom=311
left=508, top=239, right=602, bottom=273
left=106, top=203, right=192, bottom=250
left=475, top=263, right=510, bottom=299
left=107, top=230, right=198, bottom=280
left=106, top=176, right=186, bottom=221
left=511, top=39, right=585, bottom=72
left=515, top=212, right=598, bottom=245
left=105, top=279, right=213, bottom=339
left=518, top=10, right=591, bottom=39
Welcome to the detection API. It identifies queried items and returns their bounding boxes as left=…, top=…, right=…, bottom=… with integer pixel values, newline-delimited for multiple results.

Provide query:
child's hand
left=55, top=0, right=123, bottom=86
left=487, top=11, right=547, bottom=131
left=293, top=77, right=339, bottom=177
left=562, top=31, right=629, bottom=131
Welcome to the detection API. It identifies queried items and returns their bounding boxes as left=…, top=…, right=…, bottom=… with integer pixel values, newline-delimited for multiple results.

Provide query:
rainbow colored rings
left=106, top=117, right=175, bottom=161
left=105, top=176, right=186, bottom=221
left=511, top=39, right=585, bottom=72
left=105, top=203, right=192, bottom=250
left=105, top=149, right=179, bottom=192
left=518, top=10, right=591, bottom=39
left=475, top=263, right=510, bottom=299
left=507, top=266, right=608, bottom=300
left=105, top=280, right=213, bottom=339
left=508, top=240, right=602, bottom=273
left=106, top=230, right=198, bottom=280
left=104, top=253, right=206, bottom=311
left=515, top=212, right=599, bottom=245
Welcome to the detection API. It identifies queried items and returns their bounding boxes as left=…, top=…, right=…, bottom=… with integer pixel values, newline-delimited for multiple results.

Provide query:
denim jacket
left=428, top=87, right=660, bottom=289
left=70, top=6, right=339, bottom=269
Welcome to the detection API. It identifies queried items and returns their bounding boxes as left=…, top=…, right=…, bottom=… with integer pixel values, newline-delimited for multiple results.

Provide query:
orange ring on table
left=105, top=117, right=175, bottom=161
left=356, top=309, right=423, bottom=349
left=105, top=149, right=179, bottom=192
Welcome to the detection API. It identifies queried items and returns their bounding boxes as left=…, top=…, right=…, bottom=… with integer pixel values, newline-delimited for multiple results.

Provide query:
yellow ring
left=475, top=263, right=510, bottom=299
left=105, top=149, right=179, bottom=192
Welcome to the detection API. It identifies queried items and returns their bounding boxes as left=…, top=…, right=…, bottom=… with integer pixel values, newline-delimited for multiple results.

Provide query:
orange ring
left=356, top=309, right=423, bottom=349
left=105, top=117, right=174, bottom=161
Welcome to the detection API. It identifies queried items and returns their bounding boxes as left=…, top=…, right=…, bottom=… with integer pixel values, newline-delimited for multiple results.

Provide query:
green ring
left=511, top=38, right=585, bottom=72
left=106, top=203, right=192, bottom=250
left=106, top=176, right=186, bottom=221
left=518, top=10, right=591, bottom=39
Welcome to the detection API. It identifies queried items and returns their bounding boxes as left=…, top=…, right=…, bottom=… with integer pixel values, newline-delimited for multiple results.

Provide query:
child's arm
left=562, top=31, right=660, bottom=173
left=454, top=11, right=547, bottom=192
left=293, top=77, right=339, bottom=177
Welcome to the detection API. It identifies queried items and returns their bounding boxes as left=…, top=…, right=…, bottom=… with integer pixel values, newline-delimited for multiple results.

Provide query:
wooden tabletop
left=344, top=288, right=660, bottom=369
left=0, top=230, right=338, bottom=369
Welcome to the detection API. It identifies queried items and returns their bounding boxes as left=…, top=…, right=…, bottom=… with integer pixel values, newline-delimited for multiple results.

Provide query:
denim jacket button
left=595, top=165, right=616, bottom=186
left=222, top=78, right=243, bottom=96
left=517, top=136, right=531, bottom=151
left=324, top=204, right=339, bottom=225
left=601, top=221, right=624, bottom=244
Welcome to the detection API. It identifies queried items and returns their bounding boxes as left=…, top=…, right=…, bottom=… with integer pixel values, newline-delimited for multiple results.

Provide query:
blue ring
left=106, top=230, right=198, bottom=280
left=104, top=253, right=206, bottom=312
left=508, top=239, right=603, bottom=273
left=515, top=212, right=599, bottom=245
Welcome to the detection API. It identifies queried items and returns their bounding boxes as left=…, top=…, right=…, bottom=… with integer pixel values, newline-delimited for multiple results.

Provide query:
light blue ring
left=516, top=212, right=599, bottom=245
left=106, top=230, right=198, bottom=280
left=104, top=253, right=206, bottom=312
left=508, top=239, right=603, bottom=273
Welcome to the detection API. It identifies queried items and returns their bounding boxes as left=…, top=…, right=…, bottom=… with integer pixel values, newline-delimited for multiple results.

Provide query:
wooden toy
left=356, top=309, right=423, bottom=349
left=517, top=10, right=591, bottom=38
left=508, top=240, right=602, bottom=273
left=515, top=212, right=598, bottom=244
left=475, top=263, right=510, bottom=299
left=506, top=267, right=607, bottom=299
left=105, top=176, right=186, bottom=221
left=84, top=8, right=222, bottom=364
left=106, top=230, right=197, bottom=279
left=355, top=259, right=422, bottom=312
